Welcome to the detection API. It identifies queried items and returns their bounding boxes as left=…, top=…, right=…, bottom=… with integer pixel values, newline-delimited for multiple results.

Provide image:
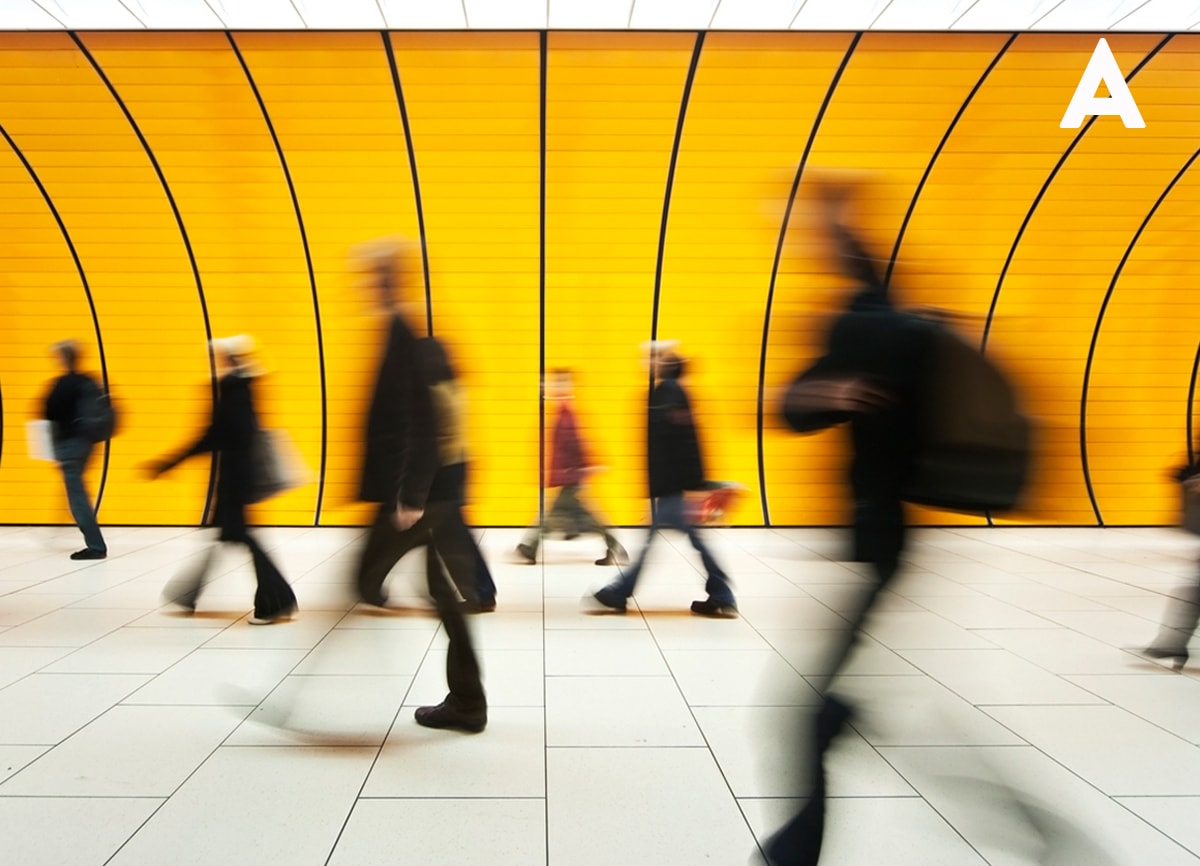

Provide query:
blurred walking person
left=43, top=339, right=108, bottom=560
left=147, top=335, right=297, bottom=624
left=767, top=179, right=934, bottom=866
left=351, top=238, right=487, bottom=732
left=592, top=345, right=736, bottom=617
left=517, top=368, right=627, bottom=566
left=1140, top=466, right=1200, bottom=671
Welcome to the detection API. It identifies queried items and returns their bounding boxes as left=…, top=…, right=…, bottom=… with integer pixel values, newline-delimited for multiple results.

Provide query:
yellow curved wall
left=1, top=31, right=1195, bottom=528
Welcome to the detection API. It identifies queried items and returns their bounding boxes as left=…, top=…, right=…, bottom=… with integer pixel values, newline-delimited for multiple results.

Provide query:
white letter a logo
left=1060, top=38, right=1142, bottom=128
left=1061, top=38, right=1144, bottom=128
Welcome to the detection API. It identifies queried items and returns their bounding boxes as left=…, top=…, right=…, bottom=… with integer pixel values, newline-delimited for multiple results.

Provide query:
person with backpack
left=42, top=339, right=108, bottom=560
left=766, top=182, right=937, bottom=866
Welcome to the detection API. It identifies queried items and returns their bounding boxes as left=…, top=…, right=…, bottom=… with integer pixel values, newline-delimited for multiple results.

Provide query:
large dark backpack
left=903, top=320, right=1032, bottom=514
left=78, top=377, right=117, bottom=444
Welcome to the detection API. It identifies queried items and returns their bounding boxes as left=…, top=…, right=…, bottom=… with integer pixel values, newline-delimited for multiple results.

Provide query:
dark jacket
left=360, top=315, right=438, bottom=509
left=164, top=371, right=258, bottom=538
left=784, top=308, right=933, bottom=501
left=44, top=371, right=96, bottom=444
left=648, top=377, right=704, bottom=498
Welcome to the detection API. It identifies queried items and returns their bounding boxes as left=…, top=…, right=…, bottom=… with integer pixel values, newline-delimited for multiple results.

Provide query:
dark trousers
left=521, top=485, right=623, bottom=555
left=767, top=495, right=904, bottom=866
left=1154, top=556, right=1200, bottom=653
left=54, top=437, right=106, bottom=553
left=163, top=531, right=296, bottom=619
left=356, top=501, right=485, bottom=710
left=356, top=503, right=495, bottom=605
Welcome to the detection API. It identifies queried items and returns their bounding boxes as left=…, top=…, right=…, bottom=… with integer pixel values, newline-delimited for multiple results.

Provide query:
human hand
left=142, top=460, right=169, bottom=480
left=394, top=506, right=424, bottom=531
left=786, top=376, right=893, bottom=414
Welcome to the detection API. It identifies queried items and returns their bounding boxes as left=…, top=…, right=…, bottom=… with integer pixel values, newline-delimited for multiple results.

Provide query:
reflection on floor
left=1, top=523, right=1199, bottom=865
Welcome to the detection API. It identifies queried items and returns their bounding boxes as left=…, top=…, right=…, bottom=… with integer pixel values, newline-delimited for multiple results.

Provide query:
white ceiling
left=4, top=0, right=1200, bottom=31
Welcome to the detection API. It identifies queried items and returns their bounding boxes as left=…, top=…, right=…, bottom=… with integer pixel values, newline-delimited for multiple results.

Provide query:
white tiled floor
left=2, top=523, right=1200, bottom=865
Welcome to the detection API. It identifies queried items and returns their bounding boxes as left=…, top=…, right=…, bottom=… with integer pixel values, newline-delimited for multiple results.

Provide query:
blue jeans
left=607, top=493, right=734, bottom=605
left=54, top=437, right=106, bottom=554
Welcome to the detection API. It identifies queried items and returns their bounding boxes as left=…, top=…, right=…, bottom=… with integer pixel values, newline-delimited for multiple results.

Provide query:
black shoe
left=516, top=543, right=536, bottom=564
left=1139, top=646, right=1188, bottom=671
left=595, top=547, right=630, bottom=567
left=70, top=548, right=106, bottom=561
left=414, top=699, right=487, bottom=733
left=460, top=597, right=497, bottom=614
left=249, top=605, right=297, bottom=626
left=690, top=598, right=738, bottom=618
left=359, top=589, right=388, bottom=608
left=592, top=586, right=628, bottom=613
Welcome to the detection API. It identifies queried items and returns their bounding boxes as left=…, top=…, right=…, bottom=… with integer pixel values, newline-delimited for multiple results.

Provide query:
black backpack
left=78, top=377, right=117, bottom=444
left=903, top=319, right=1032, bottom=514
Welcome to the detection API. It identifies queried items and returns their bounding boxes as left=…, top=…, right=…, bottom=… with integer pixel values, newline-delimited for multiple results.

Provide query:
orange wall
left=1, top=31, right=1195, bottom=528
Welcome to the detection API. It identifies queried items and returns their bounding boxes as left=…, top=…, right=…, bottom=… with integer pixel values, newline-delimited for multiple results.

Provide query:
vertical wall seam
left=228, top=32, right=330, bottom=527
left=70, top=31, right=219, bottom=525
left=539, top=31, right=548, bottom=521
left=756, top=33, right=862, bottom=527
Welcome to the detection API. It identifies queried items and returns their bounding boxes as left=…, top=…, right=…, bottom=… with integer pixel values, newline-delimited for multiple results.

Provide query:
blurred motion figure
left=42, top=339, right=109, bottom=560
left=517, top=368, right=628, bottom=566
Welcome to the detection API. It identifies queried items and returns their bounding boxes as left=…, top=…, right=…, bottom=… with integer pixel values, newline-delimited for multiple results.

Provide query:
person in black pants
left=43, top=340, right=107, bottom=560
left=147, top=336, right=297, bottom=625
left=766, top=180, right=935, bottom=866
left=351, top=238, right=486, bottom=732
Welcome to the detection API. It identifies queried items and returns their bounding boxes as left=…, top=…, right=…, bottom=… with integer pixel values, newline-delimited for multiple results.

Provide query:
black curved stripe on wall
left=539, top=31, right=548, bottom=523
left=1187, top=339, right=1200, bottom=466
left=228, top=33, right=330, bottom=527
left=980, top=35, right=1171, bottom=354
left=1080, top=143, right=1200, bottom=526
left=70, top=32, right=220, bottom=526
left=979, top=34, right=1170, bottom=528
left=646, top=32, right=704, bottom=526
left=882, top=33, right=1017, bottom=290
left=0, top=122, right=111, bottom=509
left=383, top=33, right=434, bottom=338
left=755, top=33, right=862, bottom=527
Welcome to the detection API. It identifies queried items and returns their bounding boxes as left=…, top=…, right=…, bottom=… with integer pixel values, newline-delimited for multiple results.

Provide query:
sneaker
left=592, top=586, right=628, bottom=613
left=690, top=598, right=738, bottom=618
left=249, top=606, right=297, bottom=626
left=70, top=548, right=106, bottom=561
left=516, top=543, right=537, bottom=564
left=414, top=699, right=487, bottom=733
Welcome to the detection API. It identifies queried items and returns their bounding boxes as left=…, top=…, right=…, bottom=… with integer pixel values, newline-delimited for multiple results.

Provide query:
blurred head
left=547, top=368, right=573, bottom=400
left=656, top=351, right=686, bottom=381
left=349, top=236, right=415, bottom=312
left=210, top=334, right=259, bottom=377
left=52, top=339, right=80, bottom=373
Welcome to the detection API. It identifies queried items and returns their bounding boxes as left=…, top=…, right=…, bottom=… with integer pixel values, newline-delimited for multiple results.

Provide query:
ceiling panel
left=628, top=0, right=720, bottom=29
left=207, top=0, right=304, bottom=28
left=0, top=0, right=64, bottom=27
left=33, top=0, right=146, bottom=28
left=463, top=0, right=546, bottom=28
left=790, top=0, right=894, bottom=30
left=379, top=0, right=468, bottom=28
left=710, top=0, right=797, bottom=30
left=550, top=0, right=633, bottom=28
left=294, top=0, right=385, bottom=28
left=2, top=0, right=1200, bottom=31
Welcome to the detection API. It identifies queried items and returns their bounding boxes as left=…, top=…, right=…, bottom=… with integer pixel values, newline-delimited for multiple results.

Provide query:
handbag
left=248, top=428, right=310, bottom=504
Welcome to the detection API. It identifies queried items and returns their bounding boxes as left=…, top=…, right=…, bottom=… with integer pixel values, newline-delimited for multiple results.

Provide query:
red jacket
left=548, top=402, right=586, bottom=488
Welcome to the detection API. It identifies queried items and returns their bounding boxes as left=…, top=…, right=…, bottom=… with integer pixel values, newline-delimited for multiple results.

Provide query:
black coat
left=44, top=371, right=96, bottom=444
left=648, top=378, right=705, bottom=498
left=359, top=314, right=438, bottom=509
left=165, top=372, right=258, bottom=540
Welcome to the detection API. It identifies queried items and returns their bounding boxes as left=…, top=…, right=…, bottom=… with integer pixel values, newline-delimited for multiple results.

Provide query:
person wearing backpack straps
left=42, top=339, right=108, bottom=560
left=767, top=180, right=937, bottom=866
